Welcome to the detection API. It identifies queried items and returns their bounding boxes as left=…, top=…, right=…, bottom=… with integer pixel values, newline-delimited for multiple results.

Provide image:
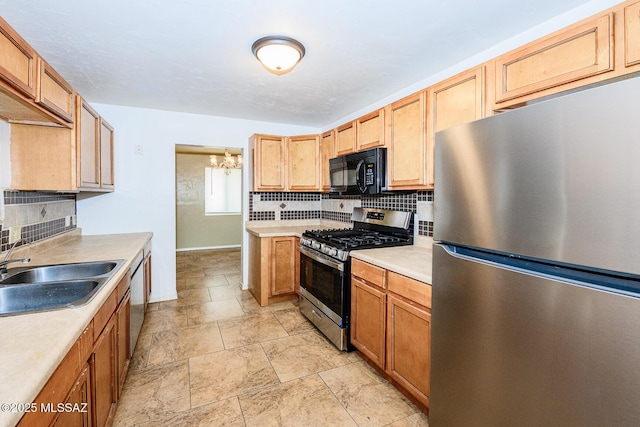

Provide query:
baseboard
left=176, top=244, right=241, bottom=252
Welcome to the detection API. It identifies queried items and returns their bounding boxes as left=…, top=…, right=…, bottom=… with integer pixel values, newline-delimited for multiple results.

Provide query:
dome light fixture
left=251, top=35, right=305, bottom=75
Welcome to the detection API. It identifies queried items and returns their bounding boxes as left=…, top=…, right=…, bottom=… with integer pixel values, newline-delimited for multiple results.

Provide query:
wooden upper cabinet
left=386, top=91, right=430, bottom=190
left=356, top=109, right=385, bottom=151
left=288, top=134, right=320, bottom=191
left=100, top=119, right=115, bottom=190
left=335, top=121, right=356, bottom=155
left=0, top=18, right=72, bottom=127
left=36, top=57, right=75, bottom=123
left=253, top=134, right=286, bottom=191
left=0, top=17, right=37, bottom=99
left=320, top=130, right=335, bottom=191
left=494, top=13, right=614, bottom=106
left=625, top=1, right=640, bottom=68
left=77, top=98, right=101, bottom=189
left=428, top=66, right=484, bottom=185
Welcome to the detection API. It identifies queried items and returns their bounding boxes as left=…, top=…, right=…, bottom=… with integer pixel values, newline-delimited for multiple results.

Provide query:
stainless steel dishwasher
left=129, top=251, right=145, bottom=355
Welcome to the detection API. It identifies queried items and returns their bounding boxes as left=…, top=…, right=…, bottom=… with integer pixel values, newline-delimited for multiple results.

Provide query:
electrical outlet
left=134, top=145, right=143, bottom=155
left=71, top=215, right=77, bottom=226
left=65, top=215, right=71, bottom=227
left=8, top=226, right=21, bottom=244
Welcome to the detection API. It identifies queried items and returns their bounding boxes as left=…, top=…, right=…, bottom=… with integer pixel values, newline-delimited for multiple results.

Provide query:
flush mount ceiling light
left=251, top=35, right=305, bottom=75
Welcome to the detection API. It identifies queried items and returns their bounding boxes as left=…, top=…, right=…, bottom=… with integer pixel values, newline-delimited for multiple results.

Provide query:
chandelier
left=210, top=150, right=243, bottom=175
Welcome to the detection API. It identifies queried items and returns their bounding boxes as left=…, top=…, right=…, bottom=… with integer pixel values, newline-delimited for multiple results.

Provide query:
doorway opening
left=175, top=145, right=243, bottom=253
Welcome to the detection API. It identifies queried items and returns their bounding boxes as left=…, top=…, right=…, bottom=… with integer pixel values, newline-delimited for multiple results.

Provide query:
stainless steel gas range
left=298, top=207, right=413, bottom=350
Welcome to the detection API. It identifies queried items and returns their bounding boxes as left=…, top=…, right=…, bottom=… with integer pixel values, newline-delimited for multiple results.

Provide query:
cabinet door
left=52, top=363, right=92, bottom=427
left=625, top=1, right=640, bottom=68
left=351, top=277, right=386, bottom=369
left=428, top=67, right=484, bottom=185
left=356, top=109, right=385, bottom=151
left=36, top=57, right=75, bottom=123
left=91, top=315, right=117, bottom=427
left=288, top=134, right=320, bottom=191
left=270, top=236, right=297, bottom=296
left=116, top=290, right=131, bottom=397
left=100, top=119, right=115, bottom=190
left=386, top=294, right=431, bottom=408
left=386, top=91, right=429, bottom=190
left=0, top=17, right=37, bottom=99
left=143, top=250, right=152, bottom=313
left=248, top=233, right=269, bottom=306
left=253, top=134, right=286, bottom=191
left=320, top=130, right=335, bottom=191
left=77, top=98, right=101, bottom=189
left=335, top=121, right=356, bottom=155
left=495, top=13, right=613, bottom=105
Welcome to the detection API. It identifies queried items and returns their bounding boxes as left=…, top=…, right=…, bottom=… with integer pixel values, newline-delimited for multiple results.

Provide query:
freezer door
left=434, top=76, right=640, bottom=275
left=430, top=243, right=640, bottom=427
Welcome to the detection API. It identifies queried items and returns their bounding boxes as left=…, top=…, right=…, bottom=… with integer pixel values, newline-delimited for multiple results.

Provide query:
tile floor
left=113, top=248, right=430, bottom=426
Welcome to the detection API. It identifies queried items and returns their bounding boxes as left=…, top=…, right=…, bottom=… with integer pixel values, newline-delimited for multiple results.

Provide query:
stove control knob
left=328, top=248, right=338, bottom=257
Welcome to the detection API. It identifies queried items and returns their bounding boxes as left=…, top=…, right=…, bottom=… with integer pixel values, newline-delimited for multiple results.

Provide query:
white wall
left=77, top=104, right=317, bottom=303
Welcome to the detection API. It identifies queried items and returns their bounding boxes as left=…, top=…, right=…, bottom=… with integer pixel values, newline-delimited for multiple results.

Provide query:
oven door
left=299, top=245, right=348, bottom=326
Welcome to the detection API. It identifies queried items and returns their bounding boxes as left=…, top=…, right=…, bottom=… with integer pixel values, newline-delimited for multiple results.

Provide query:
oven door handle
left=299, top=246, right=344, bottom=272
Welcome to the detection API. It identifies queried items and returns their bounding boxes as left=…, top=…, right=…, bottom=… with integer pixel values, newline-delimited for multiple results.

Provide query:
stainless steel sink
left=0, top=280, right=103, bottom=315
left=0, top=259, right=124, bottom=316
left=0, top=261, right=119, bottom=285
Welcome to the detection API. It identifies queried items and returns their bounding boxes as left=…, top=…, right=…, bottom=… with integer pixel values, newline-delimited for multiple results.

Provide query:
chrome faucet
left=0, top=239, right=31, bottom=278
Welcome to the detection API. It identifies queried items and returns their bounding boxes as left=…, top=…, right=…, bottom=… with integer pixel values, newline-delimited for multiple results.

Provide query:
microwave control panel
left=364, top=162, right=375, bottom=185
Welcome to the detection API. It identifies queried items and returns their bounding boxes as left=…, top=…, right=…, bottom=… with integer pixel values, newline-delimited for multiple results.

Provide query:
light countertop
left=351, top=240, right=433, bottom=284
left=246, top=220, right=433, bottom=285
left=0, top=231, right=152, bottom=427
left=245, top=220, right=347, bottom=238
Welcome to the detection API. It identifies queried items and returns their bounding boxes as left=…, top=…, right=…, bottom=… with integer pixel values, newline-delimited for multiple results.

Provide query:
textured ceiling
left=1, top=0, right=604, bottom=127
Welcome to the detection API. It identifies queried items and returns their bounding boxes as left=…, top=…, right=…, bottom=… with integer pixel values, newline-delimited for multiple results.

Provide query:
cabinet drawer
left=351, top=258, right=386, bottom=289
left=387, top=271, right=431, bottom=308
left=78, top=321, right=94, bottom=363
left=94, top=287, right=117, bottom=341
left=117, top=273, right=131, bottom=302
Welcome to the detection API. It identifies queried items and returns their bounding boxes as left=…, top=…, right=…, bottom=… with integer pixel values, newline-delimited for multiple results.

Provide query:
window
left=205, top=167, right=241, bottom=215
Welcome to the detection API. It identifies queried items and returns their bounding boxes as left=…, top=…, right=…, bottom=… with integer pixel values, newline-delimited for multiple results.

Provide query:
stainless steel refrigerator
left=431, top=76, right=640, bottom=426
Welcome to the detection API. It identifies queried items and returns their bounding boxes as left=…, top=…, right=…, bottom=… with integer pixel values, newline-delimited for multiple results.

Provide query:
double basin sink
left=0, top=260, right=125, bottom=316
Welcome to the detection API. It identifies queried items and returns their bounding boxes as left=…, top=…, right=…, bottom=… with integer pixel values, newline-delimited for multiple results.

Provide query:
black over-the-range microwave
left=329, top=147, right=387, bottom=195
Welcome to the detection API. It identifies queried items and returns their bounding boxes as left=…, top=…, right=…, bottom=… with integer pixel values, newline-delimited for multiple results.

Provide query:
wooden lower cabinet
left=52, top=364, right=92, bottom=427
left=351, top=277, right=386, bottom=369
left=18, top=271, right=134, bottom=427
left=270, top=236, right=298, bottom=297
left=143, top=244, right=152, bottom=313
left=350, top=259, right=432, bottom=411
left=91, top=314, right=117, bottom=427
left=249, top=234, right=300, bottom=306
left=116, top=290, right=131, bottom=397
left=386, top=294, right=431, bottom=408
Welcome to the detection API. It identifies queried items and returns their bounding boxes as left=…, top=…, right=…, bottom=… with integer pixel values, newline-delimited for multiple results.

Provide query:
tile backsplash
left=249, top=190, right=434, bottom=237
left=0, top=190, right=77, bottom=252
